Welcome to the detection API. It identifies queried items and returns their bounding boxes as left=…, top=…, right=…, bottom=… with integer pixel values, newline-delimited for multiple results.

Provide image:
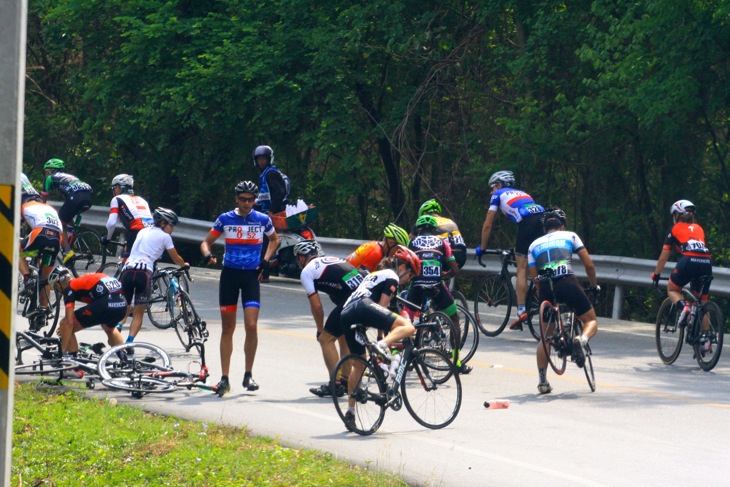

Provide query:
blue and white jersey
left=210, top=209, right=275, bottom=270
left=528, top=230, right=586, bottom=278
left=489, top=188, right=544, bottom=223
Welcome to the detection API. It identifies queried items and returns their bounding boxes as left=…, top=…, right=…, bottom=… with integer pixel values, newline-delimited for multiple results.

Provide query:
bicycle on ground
left=475, top=249, right=541, bottom=339
left=654, top=276, right=724, bottom=371
left=146, top=265, right=192, bottom=333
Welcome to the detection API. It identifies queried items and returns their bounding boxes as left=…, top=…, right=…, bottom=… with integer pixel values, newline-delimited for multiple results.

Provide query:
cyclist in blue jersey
left=200, top=181, right=280, bottom=396
left=476, top=170, right=544, bottom=331
left=527, top=208, right=600, bottom=394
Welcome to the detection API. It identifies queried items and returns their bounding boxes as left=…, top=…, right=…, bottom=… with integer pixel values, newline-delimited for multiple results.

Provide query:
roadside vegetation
left=12, top=382, right=406, bottom=487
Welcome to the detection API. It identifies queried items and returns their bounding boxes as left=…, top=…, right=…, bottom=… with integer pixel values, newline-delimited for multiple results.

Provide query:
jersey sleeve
left=488, top=192, right=501, bottom=212
left=263, top=215, right=275, bottom=236
left=163, top=233, right=175, bottom=251
left=570, top=232, right=585, bottom=253
left=210, top=216, right=224, bottom=237
left=299, top=265, right=317, bottom=296
left=43, top=175, right=54, bottom=193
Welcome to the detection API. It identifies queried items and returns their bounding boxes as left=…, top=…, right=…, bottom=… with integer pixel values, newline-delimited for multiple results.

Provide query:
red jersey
left=662, top=222, right=711, bottom=258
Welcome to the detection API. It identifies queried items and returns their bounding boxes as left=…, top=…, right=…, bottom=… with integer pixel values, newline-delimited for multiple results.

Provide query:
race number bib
left=342, top=269, right=364, bottom=290
left=421, top=259, right=442, bottom=278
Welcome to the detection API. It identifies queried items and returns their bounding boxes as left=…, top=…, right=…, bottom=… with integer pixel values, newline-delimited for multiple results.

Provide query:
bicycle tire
left=174, top=292, right=203, bottom=351
left=539, top=301, right=567, bottom=375
left=451, top=290, right=469, bottom=310
left=474, top=273, right=511, bottom=337
left=102, top=376, right=177, bottom=395
left=67, top=228, right=107, bottom=277
left=97, top=342, right=172, bottom=380
left=455, top=304, right=479, bottom=364
left=415, top=311, right=457, bottom=362
left=402, top=348, right=462, bottom=429
left=574, top=321, right=596, bottom=391
left=655, top=298, right=683, bottom=365
left=525, top=282, right=542, bottom=341
left=332, top=354, right=387, bottom=436
left=147, top=274, right=175, bottom=329
left=32, top=282, right=62, bottom=338
left=694, top=301, right=724, bottom=371
left=15, top=358, right=77, bottom=376
left=99, top=261, right=122, bottom=279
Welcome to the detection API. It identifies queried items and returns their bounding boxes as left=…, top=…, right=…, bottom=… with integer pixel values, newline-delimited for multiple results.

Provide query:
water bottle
left=378, top=360, right=389, bottom=378
left=388, top=352, right=402, bottom=381
left=483, top=400, right=510, bottom=409
left=689, top=302, right=698, bottom=324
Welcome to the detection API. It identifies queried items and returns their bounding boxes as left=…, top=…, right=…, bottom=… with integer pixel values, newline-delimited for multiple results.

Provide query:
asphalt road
left=15, top=267, right=730, bottom=486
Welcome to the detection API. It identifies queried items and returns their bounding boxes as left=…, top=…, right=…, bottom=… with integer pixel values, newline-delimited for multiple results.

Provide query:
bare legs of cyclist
left=218, top=306, right=260, bottom=394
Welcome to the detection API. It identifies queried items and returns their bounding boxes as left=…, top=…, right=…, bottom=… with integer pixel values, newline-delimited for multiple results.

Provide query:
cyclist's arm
left=576, top=248, right=598, bottom=288
left=306, top=293, right=325, bottom=336
left=166, top=247, right=187, bottom=268
left=479, top=209, right=498, bottom=249
left=105, top=209, right=119, bottom=240
left=653, top=248, right=671, bottom=276
left=200, top=231, right=220, bottom=265
left=443, top=258, right=459, bottom=279
left=263, top=230, right=279, bottom=262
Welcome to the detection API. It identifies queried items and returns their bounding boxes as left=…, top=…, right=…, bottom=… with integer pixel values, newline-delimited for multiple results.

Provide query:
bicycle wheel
left=174, top=292, right=204, bottom=351
left=68, top=228, right=107, bottom=276
left=102, top=376, right=177, bottom=396
left=655, top=298, right=683, bottom=365
left=147, top=275, right=175, bottom=329
left=30, top=282, right=62, bottom=338
left=332, top=354, right=387, bottom=436
left=539, top=301, right=567, bottom=375
left=402, top=348, right=462, bottom=429
left=694, top=301, right=724, bottom=371
left=455, top=304, right=479, bottom=364
left=97, top=342, right=172, bottom=380
left=15, top=358, right=77, bottom=376
left=415, top=311, right=457, bottom=360
left=474, top=273, right=511, bottom=337
left=99, top=261, right=122, bottom=279
left=574, top=321, right=596, bottom=391
left=451, top=290, right=469, bottom=310
left=525, top=282, right=542, bottom=341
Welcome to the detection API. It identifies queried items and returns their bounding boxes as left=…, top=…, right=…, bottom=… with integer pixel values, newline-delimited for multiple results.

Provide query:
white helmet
left=293, top=240, right=322, bottom=257
left=111, top=174, right=134, bottom=193
left=488, top=170, right=515, bottom=188
left=670, top=199, right=695, bottom=216
left=48, top=266, right=72, bottom=286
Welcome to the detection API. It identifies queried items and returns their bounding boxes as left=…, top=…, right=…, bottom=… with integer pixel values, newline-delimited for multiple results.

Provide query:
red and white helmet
left=392, top=245, right=421, bottom=276
left=670, top=199, right=695, bottom=216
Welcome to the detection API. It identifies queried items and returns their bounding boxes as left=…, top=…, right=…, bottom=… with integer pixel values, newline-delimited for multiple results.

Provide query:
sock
left=244, top=371, right=252, bottom=379
left=221, top=375, right=229, bottom=381
left=517, top=305, right=527, bottom=315
left=126, top=336, right=134, bottom=343
left=539, top=368, right=547, bottom=383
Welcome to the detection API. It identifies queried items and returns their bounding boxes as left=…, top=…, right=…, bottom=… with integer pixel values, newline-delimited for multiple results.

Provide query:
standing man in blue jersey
left=253, top=145, right=290, bottom=282
left=200, top=181, right=280, bottom=395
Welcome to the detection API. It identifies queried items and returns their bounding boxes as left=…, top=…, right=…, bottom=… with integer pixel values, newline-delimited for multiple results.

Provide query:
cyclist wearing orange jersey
left=346, top=224, right=410, bottom=272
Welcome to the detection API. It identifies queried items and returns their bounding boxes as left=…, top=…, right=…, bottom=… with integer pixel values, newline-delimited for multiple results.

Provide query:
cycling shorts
left=58, top=190, right=92, bottom=224
left=75, top=294, right=128, bottom=328
left=538, top=274, right=593, bottom=317
left=20, top=227, right=61, bottom=267
left=341, top=298, right=398, bottom=355
left=324, top=304, right=346, bottom=338
left=219, top=267, right=260, bottom=312
left=404, top=282, right=456, bottom=317
left=670, top=256, right=712, bottom=297
left=451, top=245, right=467, bottom=269
left=122, top=229, right=140, bottom=258
left=515, top=213, right=544, bottom=257
left=120, top=268, right=153, bottom=305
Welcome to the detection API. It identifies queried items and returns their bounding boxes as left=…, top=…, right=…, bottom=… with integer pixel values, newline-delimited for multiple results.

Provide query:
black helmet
left=153, top=207, right=179, bottom=226
left=252, top=145, right=274, bottom=168
left=541, top=207, right=567, bottom=231
left=235, top=181, right=259, bottom=196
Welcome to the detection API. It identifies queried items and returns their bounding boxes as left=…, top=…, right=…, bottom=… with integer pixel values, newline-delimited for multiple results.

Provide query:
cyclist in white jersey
left=104, top=174, right=153, bottom=258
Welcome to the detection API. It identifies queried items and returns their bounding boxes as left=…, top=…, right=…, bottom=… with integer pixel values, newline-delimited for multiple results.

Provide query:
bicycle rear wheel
left=539, top=301, right=567, bottom=375
left=97, top=342, right=172, bottom=380
left=332, top=354, right=387, bottom=436
left=402, top=348, right=462, bottom=429
left=655, top=298, right=683, bottom=365
left=174, top=292, right=204, bottom=351
left=455, top=304, right=479, bottom=364
left=451, top=290, right=468, bottom=310
left=694, top=301, right=724, bottom=371
left=68, top=228, right=107, bottom=276
left=415, top=311, right=457, bottom=361
left=102, top=376, right=177, bottom=396
left=99, top=261, right=121, bottom=279
left=15, top=358, right=77, bottom=376
left=574, top=321, right=596, bottom=391
left=474, top=273, right=511, bottom=337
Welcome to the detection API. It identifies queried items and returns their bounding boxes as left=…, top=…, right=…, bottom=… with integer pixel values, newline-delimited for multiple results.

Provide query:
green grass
left=12, top=382, right=407, bottom=487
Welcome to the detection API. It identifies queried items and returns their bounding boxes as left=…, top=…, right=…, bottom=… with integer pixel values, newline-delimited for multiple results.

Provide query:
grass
left=12, top=382, right=407, bottom=487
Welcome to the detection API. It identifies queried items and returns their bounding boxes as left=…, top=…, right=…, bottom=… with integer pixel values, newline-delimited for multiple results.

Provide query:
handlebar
left=157, top=265, right=193, bottom=283
left=477, top=249, right=514, bottom=268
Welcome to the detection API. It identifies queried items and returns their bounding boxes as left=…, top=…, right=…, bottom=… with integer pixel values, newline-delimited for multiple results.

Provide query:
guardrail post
left=612, top=285, right=623, bottom=320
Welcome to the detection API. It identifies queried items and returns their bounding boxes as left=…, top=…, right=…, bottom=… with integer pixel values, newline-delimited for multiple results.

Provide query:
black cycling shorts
left=58, top=190, right=92, bottom=224
left=538, top=274, right=593, bottom=317
left=75, top=294, right=128, bottom=328
left=451, top=245, right=467, bottom=269
left=515, top=213, right=545, bottom=257
left=405, top=281, right=456, bottom=315
left=323, top=304, right=346, bottom=338
left=670, top=256, right=712, bottom=296
left=341, top=298, right=398, bottom=355
left=219, top=267, right=260, bottom=312
left=21, top=227, right=61, bottom=267
left=120, top=268, right=153, bottom=305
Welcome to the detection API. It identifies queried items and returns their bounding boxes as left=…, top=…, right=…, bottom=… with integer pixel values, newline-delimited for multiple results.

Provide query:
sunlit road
left=16, top=267, right=730, bottom=486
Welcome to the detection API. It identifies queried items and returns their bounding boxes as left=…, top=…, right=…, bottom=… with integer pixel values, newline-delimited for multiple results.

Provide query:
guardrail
left=62, top=203, right=730, bottom=319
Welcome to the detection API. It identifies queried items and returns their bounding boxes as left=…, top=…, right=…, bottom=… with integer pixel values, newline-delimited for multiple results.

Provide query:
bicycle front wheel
left=455, top=304, right=479, bottom=364
left=102, top=376, right=177, bottom=396
left=402, top=348, right=462, bottom=429
left=174, top=292, right=204, bottom=351
left=655, top=298, right=683, bottom=365
left=15, top=358, right=77, bottom=376
left=539, top=301, right=567, bottom=375
left=147, top=275, right=175, bottom=329
left=474, top=273, right=511, bottom=337
left=68, top=228, right=107, bottom=276
left=695, top=301, right=724, bottom=371
left=332, top=354, right=387, bottom=436
left=415, top=311, right=457, bottom=361
left=97, top=342, right=172, bottom=380
left=574, top=321, right=596, bottom=392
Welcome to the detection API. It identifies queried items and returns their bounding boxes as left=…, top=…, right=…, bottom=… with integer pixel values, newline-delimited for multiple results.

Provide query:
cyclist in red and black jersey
left=652, top=200, right=712, bottom=327
left=104, top=174, right=153, bottom=258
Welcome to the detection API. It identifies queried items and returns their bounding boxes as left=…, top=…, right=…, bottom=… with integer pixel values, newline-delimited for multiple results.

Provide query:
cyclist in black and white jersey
left=294, top=240, right=363, bottom=397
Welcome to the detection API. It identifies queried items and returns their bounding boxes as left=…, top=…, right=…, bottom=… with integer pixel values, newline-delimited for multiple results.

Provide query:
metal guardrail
left=62, top=203, right=730, bottom=319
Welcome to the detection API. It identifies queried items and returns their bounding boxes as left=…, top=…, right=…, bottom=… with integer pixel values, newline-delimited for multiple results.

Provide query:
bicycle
left=146, top=265, right=191, bottom=331
left=61, top=214, right=109, bottom=277
left=17, top=249, right=62, bottom=337
left=331, top=325, right=462, bottom=436
left=475, top=249, right=541, bottom=340
left=98, top=240, right=128, bottom=278
left=655, top=276, right=724, bottom=371
left=537, top=268, right=596, bottom=392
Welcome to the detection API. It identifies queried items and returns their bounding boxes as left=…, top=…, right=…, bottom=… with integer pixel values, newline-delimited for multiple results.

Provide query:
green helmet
left=418, top=199, right=441, bottom=216
left=415, top=215, right=438, bottom=229
left=44, top=158, right=65, bottom=170
left=383, top=223, right=410, bottom=247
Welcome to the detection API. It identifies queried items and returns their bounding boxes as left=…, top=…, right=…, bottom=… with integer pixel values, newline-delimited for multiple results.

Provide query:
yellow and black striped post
left=0, top=185, right=14, bottom=390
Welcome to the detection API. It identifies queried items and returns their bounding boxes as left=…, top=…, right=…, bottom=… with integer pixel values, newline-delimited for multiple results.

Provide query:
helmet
left=252, top=145, right=274, bottom=168
left=48, top=266, right=71, bottom=286
left=153, top=207, right=179, bottom=226
left=418, top=199, right=442, bottom=216
left=235, top=180, right=259, bottom=196
left=383, top=223, right=410, bottom=247
left=43, top=158, right=65, bottom=171
left=415, top=215, right=438, bottom=229
left=292, top=240, right=322, bottom=258
left=111, top=174, right=134, bottom=193
left=20, top=173, right=41, bottom=202
left=541, top=207, right=567, bottom=231
left=488, top=170, right=515, bottom=188
left=392, top=245, right=421, bottom=276
left=670, top=199, right=695, bottom=216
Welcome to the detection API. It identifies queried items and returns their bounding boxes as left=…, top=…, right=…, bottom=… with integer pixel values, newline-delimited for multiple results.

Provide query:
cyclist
left=346, top=223, right=410, bottom=273
left=404, top=215, right=470, bottom=373
left=339, top=246, right=421, bottom=426
left=294, top=240, right=362, bottom=397
left=476, top=170, right=544, bottom=331
left=527, top=207, right=599, bottom=394
left=40, top=158, right=93, bottom=263
left=411, top=199, right=467, bottom=269
left=103, top=174, right=153, bottom=258
left=253, top=145, right=290, bottom=282
left=200, top=181, right=280, bottom=395
left=651, top=200, right=712, bottom=345
left=19, top=175, right=62, bottom=309
left=48, top=266, right=126, bottom=364
left=119, top=208, right=188, bottom=344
